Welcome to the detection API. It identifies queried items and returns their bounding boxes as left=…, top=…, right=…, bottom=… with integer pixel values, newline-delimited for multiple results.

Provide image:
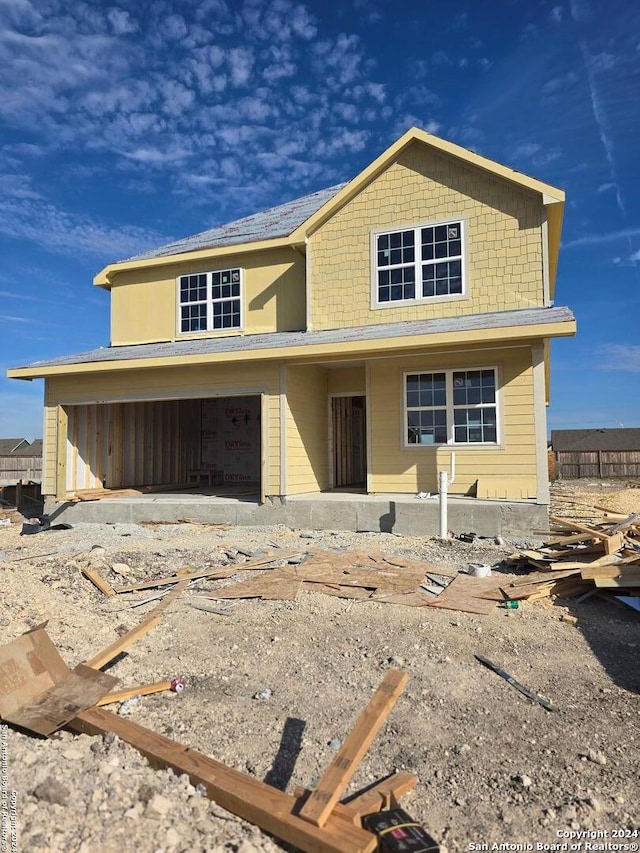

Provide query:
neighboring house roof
left=95, top=127, right=565, bottom=293
left=552, top=428, right=640, bottom=452
left=9, top=307, right=574, bottom=377
left=19, top=439, right=43, bottom=457
left=123, top=183, right=347, bottom=263
left=0, top=438, right=29, bottom=454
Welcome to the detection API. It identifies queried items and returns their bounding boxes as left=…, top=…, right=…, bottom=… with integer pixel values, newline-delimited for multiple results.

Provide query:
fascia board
left=93, top=235, right=297, bottom=289
left=290, top=127, right=565, bottom=241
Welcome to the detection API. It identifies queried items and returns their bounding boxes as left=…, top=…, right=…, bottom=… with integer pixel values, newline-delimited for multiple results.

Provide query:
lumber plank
left=293, top=770, right=418, bottom=823
left=68, top=707, right=376, bottom=853
left=580, top=566, right=640, bottom=581
left=548, top=516, right=620, bottom=547
left=299, top=670, right=408, bottom=828
left=86, top=616, right=162, bottom=670
left=81, top=566, right=116, bottom=596
left=594, top=577, right=640, bottom=588
left=341, top=770, right=419, bottom=819
left=86, top=580, right=188, bottom=669
left=96, top=680, right=172, bottom=705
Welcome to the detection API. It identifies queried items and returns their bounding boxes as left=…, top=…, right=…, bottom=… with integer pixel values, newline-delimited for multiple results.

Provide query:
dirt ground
left=0, top=481, right=638, bottom=853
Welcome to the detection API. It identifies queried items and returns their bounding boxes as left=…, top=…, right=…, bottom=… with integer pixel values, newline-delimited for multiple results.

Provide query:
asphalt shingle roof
left=551, top=428, right=640, bottom=452
left=13, top=307, right=574, bottom=371
left=0, top=438, right=29, bottom=455
left=124, top=183, right=347, bottom=262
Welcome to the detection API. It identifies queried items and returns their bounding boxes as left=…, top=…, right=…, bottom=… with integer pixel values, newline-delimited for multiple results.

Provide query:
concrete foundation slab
left=44, top=491, right=548, bottom=539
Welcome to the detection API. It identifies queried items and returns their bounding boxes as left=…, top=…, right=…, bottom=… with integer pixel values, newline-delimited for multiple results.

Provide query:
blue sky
left=1, top=0, right=638, bottom=440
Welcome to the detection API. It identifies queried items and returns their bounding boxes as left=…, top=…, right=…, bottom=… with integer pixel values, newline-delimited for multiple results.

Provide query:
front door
left=331, top=396, right=366, bottom=488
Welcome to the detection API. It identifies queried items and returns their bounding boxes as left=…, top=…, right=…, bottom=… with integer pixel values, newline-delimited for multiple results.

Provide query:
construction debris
left=0, top=617, right=417, bottom=853
left=474, top=654, right=559, bottom=712
left=501, top=513, right=640, bottom=606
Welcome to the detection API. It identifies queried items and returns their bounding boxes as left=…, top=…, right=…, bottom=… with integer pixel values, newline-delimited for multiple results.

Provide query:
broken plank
left=81, top=566, right=116, bottom=596
left=299, top=669, right=408, bottom=828
left=69, top=707, right=377, bottom=853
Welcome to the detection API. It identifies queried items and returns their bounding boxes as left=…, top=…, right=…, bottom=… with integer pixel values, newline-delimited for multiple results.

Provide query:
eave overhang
left=8, top=309, right=576, bottom=381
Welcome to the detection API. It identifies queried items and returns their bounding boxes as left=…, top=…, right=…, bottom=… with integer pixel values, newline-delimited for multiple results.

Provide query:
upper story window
left=374, top=219, right=465, bottom=306
left=178, top=268, right=242, bottom=333
left=405, top=368, right=498, bottom=446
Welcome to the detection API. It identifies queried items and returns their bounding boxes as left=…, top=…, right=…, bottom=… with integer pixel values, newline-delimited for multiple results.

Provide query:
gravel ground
left=0, top=488, right=638, bottom=853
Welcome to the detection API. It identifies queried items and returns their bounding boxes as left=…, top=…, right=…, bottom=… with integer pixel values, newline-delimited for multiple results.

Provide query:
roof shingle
left=123, top=183, right=347, bottom=262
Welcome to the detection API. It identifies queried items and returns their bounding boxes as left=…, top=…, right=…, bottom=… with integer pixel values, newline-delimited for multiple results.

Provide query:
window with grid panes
left=178, top=268, right=241, bottom=333
left=405, top=368, right=497, bottom=445
left=375, top=220, right=464, bottom=304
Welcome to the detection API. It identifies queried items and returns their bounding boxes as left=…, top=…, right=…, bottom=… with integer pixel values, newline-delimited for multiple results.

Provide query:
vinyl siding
left=310, top=141, right=544, bottom=330
left=368, top=345, right=537, bottom=497
left=286, top=365, right=329, bottom=494
left=110, top=246, right=305, bottom=345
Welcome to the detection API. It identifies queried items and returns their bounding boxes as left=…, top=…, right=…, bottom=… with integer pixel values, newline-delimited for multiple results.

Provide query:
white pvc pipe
left=438, top=453, right=456, bottom=539
left=439, top=469, right=448, bottom=538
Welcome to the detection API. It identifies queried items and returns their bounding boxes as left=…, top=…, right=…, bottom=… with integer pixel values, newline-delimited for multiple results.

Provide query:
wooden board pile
left=498, top=512, right=640, bottom=606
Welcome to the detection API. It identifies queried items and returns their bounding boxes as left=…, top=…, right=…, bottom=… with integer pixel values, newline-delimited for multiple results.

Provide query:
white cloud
left=511, top=142, right=541, bottom=159
left=563, top=227, right=640, bottom=248
left=107, top=8, right=138, bottom=35
left=598, top=345, right=640, bottom=372
left=597, top=182, right=615, bottom=193
left=0, top=195, right=169, bottom=261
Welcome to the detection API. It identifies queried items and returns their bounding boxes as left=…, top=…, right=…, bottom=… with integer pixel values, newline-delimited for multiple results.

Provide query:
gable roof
left=552, top=428, right=640, bottom=452
left=0, top=438, right=29, bottom=454
left=124, top=183, right=346, bottom=263
left=19, top=439, right=43, bottom=457
left=95, top=127, right=565, bottom=289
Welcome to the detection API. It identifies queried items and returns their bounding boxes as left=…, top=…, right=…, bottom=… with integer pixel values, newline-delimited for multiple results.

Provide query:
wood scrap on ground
left=501, top=512, right=640, bottom=606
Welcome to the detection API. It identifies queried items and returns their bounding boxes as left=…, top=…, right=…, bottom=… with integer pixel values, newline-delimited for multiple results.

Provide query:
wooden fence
left=554, top=450, right=640, bottom=479
left=0, top=454, right=43, bottom=484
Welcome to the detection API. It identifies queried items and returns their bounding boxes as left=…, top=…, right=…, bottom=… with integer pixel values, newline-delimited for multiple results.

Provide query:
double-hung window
left=405, top=368, right=498, bottom=446
left=375, top=219, right=464, bottom=305
left=178, top=268, right=242, bottom=333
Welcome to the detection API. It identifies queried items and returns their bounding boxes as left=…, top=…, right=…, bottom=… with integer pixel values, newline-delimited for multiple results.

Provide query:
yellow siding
left=368, top=346, right=537, bottom=496
left=43, top=404, right=57, bottom=495
left=110, top=246, right=305, bottom=345
left=43, top=363, right=281, bottom=497
left=310, top=141, right=544, bottom=330
left=327, top=366, right=366, bottom=395
left=286, top=365, right=329, bottom=493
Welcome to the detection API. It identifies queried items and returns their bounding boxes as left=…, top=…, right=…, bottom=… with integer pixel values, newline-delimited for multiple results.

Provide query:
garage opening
left=64, top=395, right=262, bottom=498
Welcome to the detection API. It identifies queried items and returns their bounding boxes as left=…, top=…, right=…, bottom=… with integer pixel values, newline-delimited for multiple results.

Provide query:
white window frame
left=403, top=366, right=500, bottom=447
left=177, top=267, right=244, bottom=335
left=371, top=217, right=467, bottom=309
